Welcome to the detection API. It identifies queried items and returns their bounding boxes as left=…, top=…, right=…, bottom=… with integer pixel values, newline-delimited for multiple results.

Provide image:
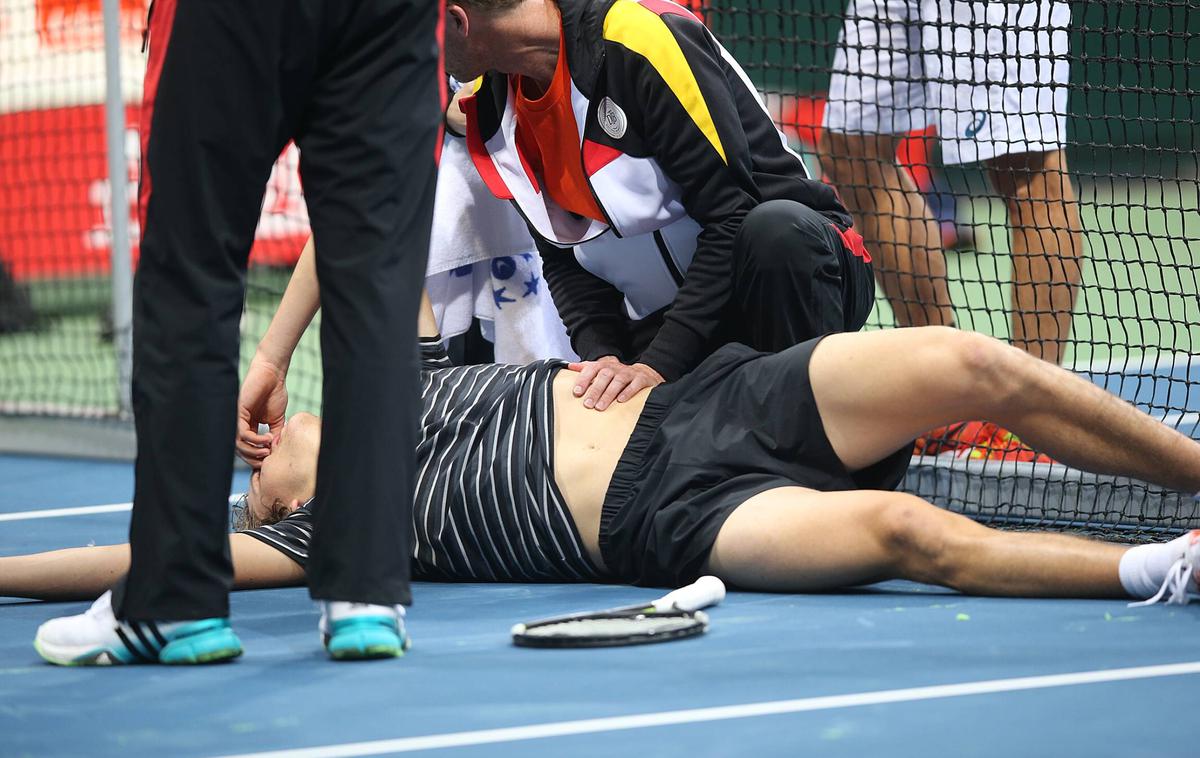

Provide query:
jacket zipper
left=653, top=231, right=685, bottom=286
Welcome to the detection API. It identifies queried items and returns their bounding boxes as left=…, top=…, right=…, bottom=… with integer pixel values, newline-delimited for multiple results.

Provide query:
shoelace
left=1128, top=555, right=1198, bottom=607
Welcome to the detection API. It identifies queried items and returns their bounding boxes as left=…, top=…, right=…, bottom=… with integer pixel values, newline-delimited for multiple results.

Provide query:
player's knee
left=875, top=494, right=967, bottom=585
left=875, top=495, right=949, bottom=568
left=938, top=329, right=1029, bottom=407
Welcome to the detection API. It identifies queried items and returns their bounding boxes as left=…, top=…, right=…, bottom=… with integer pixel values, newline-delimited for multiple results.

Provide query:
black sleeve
left=419, top=334, right=454, bottom=370
left=536, top=238, right=631, bottom=362
left=240, top=504, right=314, bottom=567
left=605, top=12, right=761, bottom=381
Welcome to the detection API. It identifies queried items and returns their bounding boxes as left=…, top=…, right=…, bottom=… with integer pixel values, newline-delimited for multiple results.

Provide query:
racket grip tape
left=652, top=575, right=725, bottom=612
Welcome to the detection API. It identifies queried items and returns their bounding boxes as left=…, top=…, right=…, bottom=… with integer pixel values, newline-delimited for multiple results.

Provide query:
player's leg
left=808, top=327, right=1200, bottom=495
left=705, top=486, right=1132, bottom=598
left=819, top=0, right=956, bottom=328
left=296, top=0, right=440, bottom=657
left=987, top=149, right=1083, bottom=365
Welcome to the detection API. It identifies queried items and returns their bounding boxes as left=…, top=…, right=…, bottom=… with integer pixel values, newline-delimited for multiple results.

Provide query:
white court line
left=213, top=661, right=1200, bottom=758
left=0, top=495, right=244, bottom=523
left=0, top=502, right=132, bottom=522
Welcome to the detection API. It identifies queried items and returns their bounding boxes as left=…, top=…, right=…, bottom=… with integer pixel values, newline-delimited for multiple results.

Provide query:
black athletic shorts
left=598, top=338, right=912, bottom=587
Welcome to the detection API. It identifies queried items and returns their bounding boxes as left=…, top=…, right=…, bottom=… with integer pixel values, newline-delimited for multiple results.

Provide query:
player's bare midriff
left=550, top=369, right=648, bottom=573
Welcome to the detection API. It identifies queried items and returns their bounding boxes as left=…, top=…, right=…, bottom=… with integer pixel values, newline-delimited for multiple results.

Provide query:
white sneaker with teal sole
left=319, top=601, right=410, bottom=660
left=34, top=590, right=243, bottom=666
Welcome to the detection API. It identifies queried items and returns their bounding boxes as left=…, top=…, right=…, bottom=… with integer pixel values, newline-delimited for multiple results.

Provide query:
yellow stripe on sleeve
left=602, top=0, right=727, bottom=164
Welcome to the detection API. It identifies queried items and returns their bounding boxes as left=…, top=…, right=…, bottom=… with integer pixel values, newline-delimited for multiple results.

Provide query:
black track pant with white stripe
left=114, top=0, right=441, bottom=620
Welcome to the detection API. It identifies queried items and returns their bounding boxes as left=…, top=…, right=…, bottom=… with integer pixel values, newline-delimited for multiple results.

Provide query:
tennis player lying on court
left=9, top=301, right=1199, bottom=613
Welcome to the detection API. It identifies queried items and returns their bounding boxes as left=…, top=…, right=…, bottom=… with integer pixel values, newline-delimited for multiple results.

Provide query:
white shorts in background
left=823, top=0, right=1070, bottom=165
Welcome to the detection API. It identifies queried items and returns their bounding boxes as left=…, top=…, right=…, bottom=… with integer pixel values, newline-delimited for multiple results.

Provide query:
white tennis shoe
left=34, top=590, right=243, bottom=666
left=1129, top=530, right=1200, bottom=607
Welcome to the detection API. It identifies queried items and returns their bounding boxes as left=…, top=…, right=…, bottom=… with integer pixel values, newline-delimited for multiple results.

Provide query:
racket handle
left=652, top=575, right=726, bottom=612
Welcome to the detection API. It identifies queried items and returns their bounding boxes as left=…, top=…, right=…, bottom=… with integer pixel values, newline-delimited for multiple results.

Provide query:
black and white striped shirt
left=243, top=338, right=601, bottom=582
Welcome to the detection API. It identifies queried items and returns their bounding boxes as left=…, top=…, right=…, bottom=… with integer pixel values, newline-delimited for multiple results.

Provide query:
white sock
left=325, top=602, right=404, bottom=619
left=1118, top=534, right=1190, bottom=598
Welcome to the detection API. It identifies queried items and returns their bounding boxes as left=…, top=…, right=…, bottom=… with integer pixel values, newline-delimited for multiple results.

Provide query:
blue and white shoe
left=319, top=601, right=410, bottom=660
left=34, top=590, right=243, bottom=666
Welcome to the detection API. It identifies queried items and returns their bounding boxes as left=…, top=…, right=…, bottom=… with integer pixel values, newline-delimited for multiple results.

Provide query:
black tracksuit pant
left=628, top=199, right=876, bottom=362
left=727, top=199, right=876, bottom=348
left=114, top=0, right=440, bottom=620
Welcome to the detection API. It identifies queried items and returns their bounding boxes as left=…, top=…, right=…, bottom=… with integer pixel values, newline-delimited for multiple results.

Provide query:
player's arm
left=417, top=287, right=457, bottom=369
left=237, top=235, right=320, bottom=465
left=239, top=237, right=443, bottom=462
left=444, top=78, right=474, bottom=138
left=254, top=236, right=321, bottom=374
left=0, top=535, right=303, bottom=601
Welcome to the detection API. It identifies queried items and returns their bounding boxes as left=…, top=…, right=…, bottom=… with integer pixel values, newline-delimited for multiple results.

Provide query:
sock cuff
left=1118, top=544, right=1157, bottom=599
left=1118, top=535, right=1191, bottom=599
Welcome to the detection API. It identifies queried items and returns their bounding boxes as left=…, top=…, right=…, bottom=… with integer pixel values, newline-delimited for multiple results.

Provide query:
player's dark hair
left=231, top=494, right=292, bottom=531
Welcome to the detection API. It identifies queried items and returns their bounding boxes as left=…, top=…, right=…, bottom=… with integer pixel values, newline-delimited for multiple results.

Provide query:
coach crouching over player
left=445, top=0, right=876, bottom=410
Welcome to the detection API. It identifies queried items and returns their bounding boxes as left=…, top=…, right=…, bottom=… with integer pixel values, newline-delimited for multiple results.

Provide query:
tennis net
left=1, top=0, right=1196, bottom=538
left=696, top=0, right=1198, bottom=537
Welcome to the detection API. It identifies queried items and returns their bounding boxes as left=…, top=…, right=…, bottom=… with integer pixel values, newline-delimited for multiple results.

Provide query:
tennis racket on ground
left=511, top=576, right=726, bottom=648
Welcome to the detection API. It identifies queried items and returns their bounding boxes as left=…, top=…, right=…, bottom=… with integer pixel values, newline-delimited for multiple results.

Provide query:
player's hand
left=236, top=354, right=289, bottom=468
left=568, top=357, right=664, bottom=411
left=445, top=81, right=475, bottom=137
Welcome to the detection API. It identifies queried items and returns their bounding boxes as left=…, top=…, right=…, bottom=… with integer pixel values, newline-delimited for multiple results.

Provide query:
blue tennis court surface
left=2, top=353, right=1197, bottom=758
left=3, top=453, right=1196, bottom=758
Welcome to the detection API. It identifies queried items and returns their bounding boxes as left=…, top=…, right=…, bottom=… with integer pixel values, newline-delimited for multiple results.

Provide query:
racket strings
left=521, top=614, right=701, bottom=638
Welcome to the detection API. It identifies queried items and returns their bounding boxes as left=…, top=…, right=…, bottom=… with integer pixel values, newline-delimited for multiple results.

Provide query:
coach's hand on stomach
left=236, top=354, right=289, bottom=468
left=570, top=356, right=664, bottom=411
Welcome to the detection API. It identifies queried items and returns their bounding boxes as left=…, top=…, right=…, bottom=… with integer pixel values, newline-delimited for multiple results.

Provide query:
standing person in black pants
left=34, top=0, right=442, bottom=665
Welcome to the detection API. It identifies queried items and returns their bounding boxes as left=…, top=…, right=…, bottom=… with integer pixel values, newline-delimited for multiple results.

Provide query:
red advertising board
left=0, top=0, right=309, bottom=280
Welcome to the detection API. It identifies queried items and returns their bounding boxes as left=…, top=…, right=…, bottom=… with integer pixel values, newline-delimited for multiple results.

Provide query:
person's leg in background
left=897, top=126, right=972, bottom=251
left=298, top=0, right=441, bottom=659
left=933, top=0, right=1081, bottom=366
left=987, top=151, right=1082, bottom=366
left=818, top=0, right=957, bottom=329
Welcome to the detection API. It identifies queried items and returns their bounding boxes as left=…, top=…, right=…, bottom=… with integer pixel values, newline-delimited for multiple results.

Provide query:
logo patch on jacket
left=598, top=97, right=627, bottom=139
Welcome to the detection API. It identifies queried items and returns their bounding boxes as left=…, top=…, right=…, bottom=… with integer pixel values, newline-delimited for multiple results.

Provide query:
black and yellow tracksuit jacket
left=463, top=0, right=853, bottom=381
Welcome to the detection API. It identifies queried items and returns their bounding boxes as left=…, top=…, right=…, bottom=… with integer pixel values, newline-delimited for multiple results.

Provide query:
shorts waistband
left=597, top=384, right=675, bottom=575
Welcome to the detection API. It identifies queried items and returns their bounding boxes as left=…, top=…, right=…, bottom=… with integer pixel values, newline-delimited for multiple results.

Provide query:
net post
left=102, top=0, right=134, bottom=419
